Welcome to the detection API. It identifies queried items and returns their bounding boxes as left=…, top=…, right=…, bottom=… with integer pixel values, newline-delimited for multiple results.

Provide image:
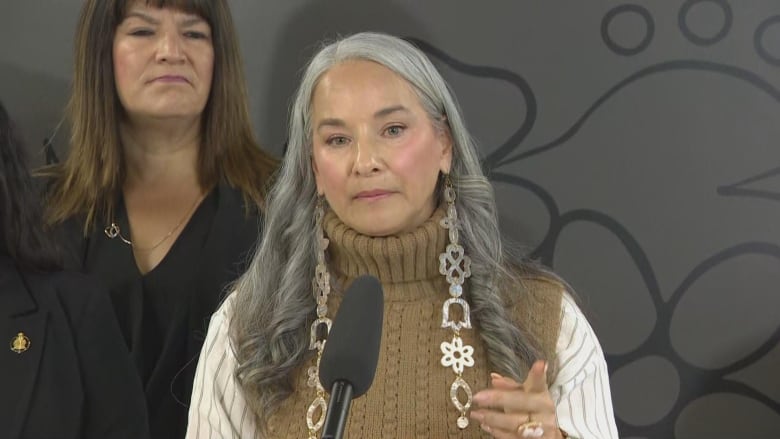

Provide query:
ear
left=438, top=126, right=453, bottom=174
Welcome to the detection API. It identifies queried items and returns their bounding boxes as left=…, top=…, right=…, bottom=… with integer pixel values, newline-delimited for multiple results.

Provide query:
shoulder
left=194, top=290, right=240, bottom=390
left=216, top=183, right=262, bottom=229
left=188, top=290, right=257, bottom=438
left=509, top=274, right=566, bottom=324
left=553, top=292, right=606, bottom=384
left=213, top=290, right=238, bottom=325
left=516, top=275, right=566, bottom=302
left=502, top=273, right=568, bottom=369
left=220, top=183, right=257, bottom=210
left=204, top=290, right=238, bottom=351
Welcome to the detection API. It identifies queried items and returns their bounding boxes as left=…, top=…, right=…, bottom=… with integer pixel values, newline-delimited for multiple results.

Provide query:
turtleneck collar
left=323, top=206, right=447, bottom=288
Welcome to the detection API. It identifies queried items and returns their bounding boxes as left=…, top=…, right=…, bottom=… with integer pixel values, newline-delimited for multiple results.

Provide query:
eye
left=326, top=136, right=350, bottom=146
left=183, top=30, right=210, bottom=40
left=128, top=28, right=154, bottom=37
left=384, top=125, right=405, bottom=137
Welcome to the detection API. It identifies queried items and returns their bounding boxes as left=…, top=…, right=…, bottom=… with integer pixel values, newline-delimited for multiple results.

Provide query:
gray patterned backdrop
left=1, top=1, right=778, bottom=438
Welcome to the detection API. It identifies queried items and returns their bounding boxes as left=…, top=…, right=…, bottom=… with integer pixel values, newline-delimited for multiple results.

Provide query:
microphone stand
left=320, top=381, right=354, bottom=439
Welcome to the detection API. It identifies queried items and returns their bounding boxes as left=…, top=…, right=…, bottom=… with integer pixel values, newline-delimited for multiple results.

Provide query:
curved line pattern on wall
left=601, top=4, right=655, bottom=56
left=493, top=60, right=780, bottom=168
left=717, top=166, right=780, bottom=202
left=679, top=0, right=733, bottom=46
left=755, top=15, right=780, bottom=66
left=411, top=2, right=780, bottom=434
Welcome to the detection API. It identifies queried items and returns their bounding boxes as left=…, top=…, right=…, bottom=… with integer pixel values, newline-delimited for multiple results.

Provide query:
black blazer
left=59, top=182, right=260, bottom=439
left=0, top=255, right=149, bottom=439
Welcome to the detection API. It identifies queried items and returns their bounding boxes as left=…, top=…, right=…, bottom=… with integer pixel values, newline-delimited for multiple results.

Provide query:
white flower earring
left=438, top=174, right=475, bottom=429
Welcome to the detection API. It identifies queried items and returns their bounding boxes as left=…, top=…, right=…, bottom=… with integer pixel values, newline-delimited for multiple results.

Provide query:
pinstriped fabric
left=186, top=295, right=253, bottom=439
left=552, top=294, right=619, bottom=439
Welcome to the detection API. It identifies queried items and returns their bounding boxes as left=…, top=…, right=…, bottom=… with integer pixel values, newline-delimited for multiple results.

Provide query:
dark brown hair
left=44, top=0, right=277, bottom=232
left=0, top=101, right=62, bottom=271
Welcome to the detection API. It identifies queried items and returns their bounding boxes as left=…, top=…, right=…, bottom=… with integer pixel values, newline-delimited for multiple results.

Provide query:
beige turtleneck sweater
left=186, top=209, right=619, bottom=438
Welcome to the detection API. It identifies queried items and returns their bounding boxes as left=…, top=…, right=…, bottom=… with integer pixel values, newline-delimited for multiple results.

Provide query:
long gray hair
left=231, top=32, right=551, bottom=432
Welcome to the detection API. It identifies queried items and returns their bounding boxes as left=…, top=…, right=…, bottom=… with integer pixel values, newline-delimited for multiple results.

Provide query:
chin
left=364, top=227, right=400, bottom=237
left=345, top=205, right=430, bottom=237
left=139, top=98, right=206, bottom=117
left=140, top=109, right=203, bottom=121
left=351, top=218, right=412, bottom=237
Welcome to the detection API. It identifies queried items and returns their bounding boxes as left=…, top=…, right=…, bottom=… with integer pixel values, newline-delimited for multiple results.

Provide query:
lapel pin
left=10, top=332, right=30, bottom=354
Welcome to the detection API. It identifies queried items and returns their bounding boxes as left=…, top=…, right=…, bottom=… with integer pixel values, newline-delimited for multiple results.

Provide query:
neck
left=120, top=118, right=202, bottom=190
left=324, top=206, right=447, bottom=292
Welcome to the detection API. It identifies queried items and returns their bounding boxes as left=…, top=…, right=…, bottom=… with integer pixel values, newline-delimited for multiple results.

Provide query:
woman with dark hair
left=0, top=101, right=149, bottom=439
left=188, top=33, right=618, bottom=438
left=41, top=1, right=277, bottom=437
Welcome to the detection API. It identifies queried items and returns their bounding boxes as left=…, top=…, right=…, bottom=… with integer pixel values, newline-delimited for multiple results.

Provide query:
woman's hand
left=470, top=360, right=563, bottom=439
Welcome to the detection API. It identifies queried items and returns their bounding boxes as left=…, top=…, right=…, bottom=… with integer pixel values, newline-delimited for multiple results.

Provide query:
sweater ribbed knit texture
left=267, top=208, right=562, bottom=438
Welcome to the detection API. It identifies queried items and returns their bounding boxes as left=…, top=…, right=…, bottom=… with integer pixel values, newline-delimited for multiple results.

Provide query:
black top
left=0, top=255, right=149, bottom=439
left=62, top=183, right=261, bottom=439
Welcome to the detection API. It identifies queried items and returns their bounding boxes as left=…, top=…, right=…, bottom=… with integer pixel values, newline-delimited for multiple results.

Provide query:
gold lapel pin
left=10, top=332, right=30, bottom=354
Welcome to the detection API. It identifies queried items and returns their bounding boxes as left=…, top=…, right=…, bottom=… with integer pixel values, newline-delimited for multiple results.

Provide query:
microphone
left=319, top=275, right=384, bottom=439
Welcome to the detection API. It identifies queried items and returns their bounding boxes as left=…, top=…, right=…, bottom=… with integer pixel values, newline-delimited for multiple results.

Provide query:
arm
left=549, top=294, right=619, bottom=439
left=470, top=290, right=618, bottom=439
left=186, top=293, right=257, bottom=439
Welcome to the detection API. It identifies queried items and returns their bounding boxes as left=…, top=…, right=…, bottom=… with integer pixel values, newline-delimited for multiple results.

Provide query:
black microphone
left=319, top=275, right=384, bottom=439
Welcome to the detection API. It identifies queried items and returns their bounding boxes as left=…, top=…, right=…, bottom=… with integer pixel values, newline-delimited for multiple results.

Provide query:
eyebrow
left=374, top=105, right=410, bottom=118
left=123, top=11, right=206, bottom=27
left=316, top=105, right=411, bottom=131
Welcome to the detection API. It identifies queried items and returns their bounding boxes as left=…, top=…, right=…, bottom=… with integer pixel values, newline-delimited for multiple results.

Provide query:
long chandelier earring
left=305, top=196, right=332, bottom=438
left=438, top=174, right=475, bottom=429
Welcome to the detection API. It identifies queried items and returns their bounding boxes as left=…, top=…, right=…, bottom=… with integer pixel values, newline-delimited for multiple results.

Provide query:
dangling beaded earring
left=438, top=174, right=475, bottom=429
left=305, top=196, right=332, bottom=438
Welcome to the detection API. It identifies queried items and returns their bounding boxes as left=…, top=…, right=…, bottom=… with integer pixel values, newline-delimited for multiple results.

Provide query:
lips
left=150, top=74, right=189, bottom=83
left=354, top=189, right=394, bottom=200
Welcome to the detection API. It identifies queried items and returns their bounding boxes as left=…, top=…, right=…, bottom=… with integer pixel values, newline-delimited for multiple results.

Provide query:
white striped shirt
left=186, top=292, right=618, bottom=438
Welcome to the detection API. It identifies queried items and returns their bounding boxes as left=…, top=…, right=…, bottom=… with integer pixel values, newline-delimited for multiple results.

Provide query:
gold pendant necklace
left=104, top=192, right=205, bottom=252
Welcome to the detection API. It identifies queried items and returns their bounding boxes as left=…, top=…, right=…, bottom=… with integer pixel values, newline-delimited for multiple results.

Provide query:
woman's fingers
left=470, top=408, right=530, bottom=432
left=472, top=387, right=549, bottom=415
left=472, top=362, right=557, bottom=438
left=490, top=372, right=521, bottom=390
left=472, top=407, right=557, bottom=439
left=489, top=360, right=548, bottom=393
left=522, top=361, right=548, bottom=393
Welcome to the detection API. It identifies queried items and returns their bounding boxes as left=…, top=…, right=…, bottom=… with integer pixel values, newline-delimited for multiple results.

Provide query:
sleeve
left=549, top=293, right=620, bottom=439
left=72, top=275, right=150, bottom=439
left=186, top=293, right=258, bottom=439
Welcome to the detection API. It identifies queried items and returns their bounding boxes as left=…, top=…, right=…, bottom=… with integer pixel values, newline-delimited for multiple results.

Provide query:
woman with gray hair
left=187, top=32, right=618, bottom=439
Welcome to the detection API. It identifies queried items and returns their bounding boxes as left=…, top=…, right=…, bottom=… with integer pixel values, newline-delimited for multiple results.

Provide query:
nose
left=352, top=138, right=382, bottom=176
left=155, top=30, right=185, bottom=63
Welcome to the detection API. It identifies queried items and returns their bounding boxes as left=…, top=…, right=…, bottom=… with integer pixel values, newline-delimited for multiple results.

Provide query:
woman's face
left=311, top=60, right=453, bottom=237
left=113, top=1, right=214, bottom=123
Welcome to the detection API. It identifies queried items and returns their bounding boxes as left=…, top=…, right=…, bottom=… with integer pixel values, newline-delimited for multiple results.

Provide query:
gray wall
left=2, top=1, right=778, bottom=437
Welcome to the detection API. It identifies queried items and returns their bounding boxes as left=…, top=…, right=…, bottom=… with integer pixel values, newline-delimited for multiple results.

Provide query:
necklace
left=104, top=192, right=205, bottom=252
